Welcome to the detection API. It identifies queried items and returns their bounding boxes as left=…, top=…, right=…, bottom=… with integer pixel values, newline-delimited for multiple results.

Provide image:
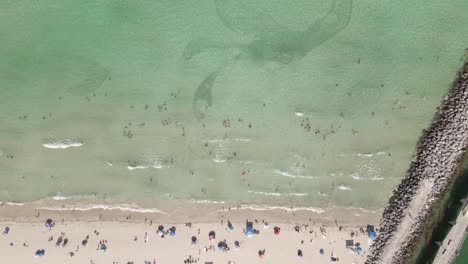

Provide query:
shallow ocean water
left=0, top=0, right=467, bottom=210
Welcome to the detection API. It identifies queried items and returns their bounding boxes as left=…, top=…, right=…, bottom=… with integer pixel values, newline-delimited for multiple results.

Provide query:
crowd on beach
left=1, top=213, right=374, bottom=263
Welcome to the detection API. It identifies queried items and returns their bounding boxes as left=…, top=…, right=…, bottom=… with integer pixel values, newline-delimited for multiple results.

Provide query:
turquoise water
left=0, top=0, right=467, bottom=209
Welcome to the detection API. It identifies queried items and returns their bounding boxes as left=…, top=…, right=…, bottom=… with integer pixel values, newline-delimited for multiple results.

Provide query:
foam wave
left=290, top=193, right=309, bottom=196
left=218, top=204, right=324, bottom=214
left=51, top=195, right=71, bottom=201
left=337, top=185, right=352, bottom=191
left=0, top=202, right=25, bottom=206
left=190, top=199, right=226, bottom=204
left=248, top=191, right=281, bottom=196
left=233, top=138, right=251, bottom=142
left=351, top=175, right=384, bottom=181
left=248, top=191, right=308, bottom=197
left=37, top=204, right=167, bottom=214
left=339, top=151, right=387, bottom=158
left=127, top=154, right=164, bottom=171
left=127, top=165, right=148, bottom=170
left=127, top=164, right=162, bottom=171
left=212, top=157, right=227, bottom=163
left=51, top=194, right=97, bottom=201
left=42, top=139, right=83, bottom=149
left=274, top=170, right=315, bottom=180
left=349, top=159, right=383, bottom=181
left=206, top=138, right=251, bottom=143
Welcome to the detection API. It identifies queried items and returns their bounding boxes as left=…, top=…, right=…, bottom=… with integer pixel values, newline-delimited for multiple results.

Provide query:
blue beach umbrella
left=319, top=248, right=324, bottom=255
left=368, top=231, right=376, bottom=240
left=245, top=226, right=254, bottom=237
left=169, top=226, right=176, bottom=236
left=245, top=221, right=254, bottom=237
left=356, top=246, right=363, bottom=255
left=35, top=249, right=45, bottom=257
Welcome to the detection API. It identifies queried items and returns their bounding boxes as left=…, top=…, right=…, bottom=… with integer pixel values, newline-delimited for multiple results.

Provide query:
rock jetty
left=366, top=62, right=468, bottom=264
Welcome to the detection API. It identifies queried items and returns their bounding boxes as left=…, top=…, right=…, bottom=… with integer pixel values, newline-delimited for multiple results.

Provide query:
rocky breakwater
left=366, top=62, right=468, bottom=264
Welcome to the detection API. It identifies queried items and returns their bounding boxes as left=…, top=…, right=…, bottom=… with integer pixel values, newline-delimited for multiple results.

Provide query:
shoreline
left=366, top=61, right=468, bottom=263
left=0, top=197, right=380, bottom=226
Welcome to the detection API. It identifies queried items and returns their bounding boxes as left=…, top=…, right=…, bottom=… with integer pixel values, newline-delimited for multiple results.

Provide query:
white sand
left=0, top=221, right=370, bottom=263
left=0, top=201, right=376, bottom=263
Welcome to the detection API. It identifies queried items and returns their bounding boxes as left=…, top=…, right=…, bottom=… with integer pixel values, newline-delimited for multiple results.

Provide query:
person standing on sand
left=2, top=226, right=9, bottom=235
left=258, top=249, right=266, bottom=258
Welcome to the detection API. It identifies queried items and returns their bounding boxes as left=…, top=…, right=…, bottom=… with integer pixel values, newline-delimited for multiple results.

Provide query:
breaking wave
left=42, top=139, right=83, bottom=149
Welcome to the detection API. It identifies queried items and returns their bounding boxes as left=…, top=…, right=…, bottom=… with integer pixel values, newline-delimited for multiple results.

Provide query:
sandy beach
left=0, top=201, right=378, bottom=263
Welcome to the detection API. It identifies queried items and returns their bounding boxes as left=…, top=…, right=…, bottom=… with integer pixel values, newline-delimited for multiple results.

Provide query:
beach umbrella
left=35, top=249, right=45, bottom=257
left=245, top=221, right=254, bottom=237
left=245, top=226, right=254, bottom=237
left=319, top=248, right=324, bottom=255
left=274, top=226, right=280, bottom=235
left=209, top=231, right=216, bottom=241
left=368, top=231, right=376, bottom=240
left=191, top=236, right=197, bottom=246
left=356, top=246, right=363, bottom=255
left=169, top=226, right=176, bottom=236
